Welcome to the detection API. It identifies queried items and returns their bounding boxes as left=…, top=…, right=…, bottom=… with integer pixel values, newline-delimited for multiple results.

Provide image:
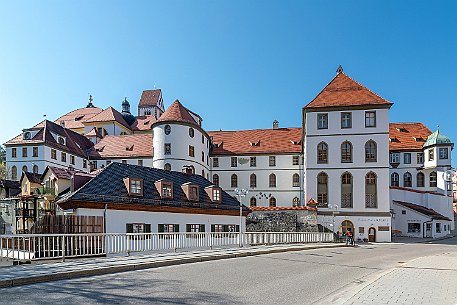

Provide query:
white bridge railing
left=0, top=232, right=334, bottom=262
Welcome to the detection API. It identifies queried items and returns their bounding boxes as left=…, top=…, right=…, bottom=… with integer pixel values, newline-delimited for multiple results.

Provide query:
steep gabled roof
left=393, top=200, right=451, bottom=221
left=54, top=107, right=103, bottom=129
left=90, top=134, right=153, bottom=159
left=208, top=127, right=302, bottom=155
left=156, top=100, right=199, bottom=126
left=42, top=166, right=79, bottom=180
left=131, top=115, right=156, bottom=131
left=84, top=107, right=131, bottom=129
left=20, top=172, right=42, bottom=184
left=389, top=123, right=432, bottom=151
left=139, top=89, right=161, bottom=107
left=305, top=71, right=393, bottom=110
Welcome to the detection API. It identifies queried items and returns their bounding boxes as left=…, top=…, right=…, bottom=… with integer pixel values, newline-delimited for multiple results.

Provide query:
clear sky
left=0, top=1, right=456, bottom=166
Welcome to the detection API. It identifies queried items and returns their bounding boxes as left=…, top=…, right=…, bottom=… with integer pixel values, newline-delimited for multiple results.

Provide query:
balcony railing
left=35, top=187, right=56, bottom=196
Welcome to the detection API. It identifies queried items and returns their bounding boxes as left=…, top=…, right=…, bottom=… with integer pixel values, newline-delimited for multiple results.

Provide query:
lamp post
left=329, top=204, right=338, bottom=242
left=235, top=188, right=248, bottom=247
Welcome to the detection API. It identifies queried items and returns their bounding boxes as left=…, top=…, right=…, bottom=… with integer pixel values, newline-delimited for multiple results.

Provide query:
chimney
left=273, top=120, right=279, bottom=129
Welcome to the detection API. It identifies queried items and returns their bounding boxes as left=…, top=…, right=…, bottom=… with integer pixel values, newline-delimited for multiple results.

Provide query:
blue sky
left=0, top=1, right=456, bottom=165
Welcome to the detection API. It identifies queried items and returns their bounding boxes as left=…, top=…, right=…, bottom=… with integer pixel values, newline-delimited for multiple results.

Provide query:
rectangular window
left=390, top=153, right=400, bottom=163
left=158, top=224, right=179, bottom=233
left=83, top=159, right=87, bottom=168
left=138, top=160, right=143, bottom=166
left=186, top=224, right=205, bottom=233
left=341, top=112, right=352, bottom=129
left=436, top=223, right=441, bottom=233
left=122, top=160, right=127, bottom=164
left=407, top=223, right=421, bottom=233
left=22, top=147, right=27, bottom=158
left=231, top=157, right=237, bottom=167
left=293, top=155, right=300, bottom=165
left=439, top=148, right=448, bottom=159
left=61, top=152, right=66, bottom=162
left=126, top=223, right=151, bottom=233
left=70, top=155, right=75, bottom=165
left=213, top=158, right=219, bottom=168
left=250, top=157, right=256, bottom=167
left=428, top=149, right=434, bottom=161
left=130, top=179, right=142, bottom=195
left=188, top=145, right=194, bottom=157
left=12, top=148, right=17, bottom=158
left=211, top=224, right=224, bottom=233
left=365, top=111, right=376, bottom=127
left=317, top=113, right=328, bottom=129
left=269, top=156, right=276, bottom=167
left=189, top=186, right=199, bottom=201
left=202, top=152, right=205, bottom=162
left=165, top=143, right=171, bottom=155
left=417, top=153, right=424, bottom=164
left=212, top=189, right=221, bottom=201
left=402, top=210, right=406, bottom=214
left=51, top=149, right=57, bottom=160
left=358, top=227, right=365, bottom=234
left=404, top=153, right=411, bottom=164
left=162, top=183, right=173, bottom=198
left=32, top=147, right=38, bottom=157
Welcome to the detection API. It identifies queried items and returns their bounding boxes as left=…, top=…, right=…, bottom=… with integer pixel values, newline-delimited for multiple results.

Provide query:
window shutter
left=211, top=224, right=215, bottom=232
left=200, top=224, right=205, bottom=232
left=158, top=224, right=164, bottom=233
left=186, top=224, right=191, bottom=232
left=236, top=225, right=240, bottom=232
left=144, top=224, right=151, bottom=233
left=174, top=224, right=179, bottom=232
left=126, top=223, right=133, bottom=233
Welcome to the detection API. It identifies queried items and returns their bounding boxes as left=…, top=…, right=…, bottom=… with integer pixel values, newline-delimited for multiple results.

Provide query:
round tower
left=151, top=100, right=210, bottom=178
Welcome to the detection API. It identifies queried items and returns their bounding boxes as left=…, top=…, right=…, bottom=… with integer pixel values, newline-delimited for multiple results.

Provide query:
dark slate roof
left=393, top=200, right=452, bottom=221
left=21, top=172, right=42, bottom=184
left=58, top=162, right=245, bottom=212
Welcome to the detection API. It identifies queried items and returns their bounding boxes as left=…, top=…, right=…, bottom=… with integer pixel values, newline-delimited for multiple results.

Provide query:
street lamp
left=329, top=204, right=339, bottom=241
left=235, top=188, right=248, bottom=247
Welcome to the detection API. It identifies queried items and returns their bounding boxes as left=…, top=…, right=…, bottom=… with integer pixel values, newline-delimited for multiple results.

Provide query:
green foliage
left=0, top=163, right=6, bottom=180
left=0, top=145, right=5, bottom=164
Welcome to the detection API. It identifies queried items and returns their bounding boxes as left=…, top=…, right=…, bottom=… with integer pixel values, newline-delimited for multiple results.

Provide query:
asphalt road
left=1, top=237, right=456, bottom=305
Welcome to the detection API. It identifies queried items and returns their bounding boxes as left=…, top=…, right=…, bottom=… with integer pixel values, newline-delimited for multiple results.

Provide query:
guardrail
left=0, top=232, right=334, bottom=262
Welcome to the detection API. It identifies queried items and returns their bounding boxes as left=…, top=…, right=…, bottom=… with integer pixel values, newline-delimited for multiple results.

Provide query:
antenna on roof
left=336, top=65, right=343, bottom=74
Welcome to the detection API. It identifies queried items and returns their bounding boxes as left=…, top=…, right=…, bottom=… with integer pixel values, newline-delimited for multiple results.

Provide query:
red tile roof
left=389, top=123, right=431, bottom=151
left=390, top=186, right=445, bottom=197
left=54, top=107, right=103, bottom=129
left=85, top=127, right=102, bottom=138
left=249, top=206, right=316, bottom=211
left=156, top=100, right=199, bottom=126
left=393, top=200, right=451, bottom=221
left=305, top=72, right=393, bottom=109
left=208, top=128, right=302, bottom=155
left=90, top=134, right=153, bottom=159
left=139, top=89, right=161, bottom=107
left=131, top=115, right=156, bottom=131
left=84, top=107, right=131, bottom=129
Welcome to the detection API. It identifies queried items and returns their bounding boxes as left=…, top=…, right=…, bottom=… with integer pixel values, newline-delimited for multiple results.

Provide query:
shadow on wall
left=247, top=210, right=318, bottom=232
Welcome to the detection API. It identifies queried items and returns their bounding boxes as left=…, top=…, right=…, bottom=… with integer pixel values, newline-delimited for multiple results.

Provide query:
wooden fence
left=31, top=215, right=104, bottom=234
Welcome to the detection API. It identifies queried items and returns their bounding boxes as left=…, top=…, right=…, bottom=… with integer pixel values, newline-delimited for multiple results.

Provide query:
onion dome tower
left=121, top=98, right=136, bottom=126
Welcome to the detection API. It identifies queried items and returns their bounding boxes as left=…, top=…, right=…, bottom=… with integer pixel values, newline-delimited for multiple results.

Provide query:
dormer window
left=389, top=138, right=398, bottom=142
left=212, top=189, right=221, bottom=202
left=396, top=127, right=407, bottom=132
left=23, top=132, right=32, bottom=140
left=205, top=186, right=222, bottom=203
left=124, top=177, right=144, bottom=196
left=75, top=115, right=84, bottom=121
left=249, top=141, right=260, bottom=147
left=155, top=179, right=173, bottom=199
left=182, top=183, right=199, bottom=202
left=58, top=136, right=65, bottom=145
left=414, top=137, right=424, bottom=142
left=290, top=140, right=301, bottom=145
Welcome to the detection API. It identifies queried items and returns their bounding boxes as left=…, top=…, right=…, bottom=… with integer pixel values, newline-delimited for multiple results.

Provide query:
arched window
left=231, top=174, right=238, bottom=188
left=317, top=142, right=328, bottom=163
left=269, top=197, right=276, bottom=207
left=33, top=165, right=39, bottom=174
left=11, top=166, right=17, bottom=180
left=213, top=174, right=219, bottom=186
left=341, top=172, right=353, bottom=208
left=365, top=140, right=377, bottom=162
left=250, top=197, right=257, bottom=207
left=430, top=172, right=437, bottom=187
left=417, top=172, right=425, bottom=187
left=164, top=163, right=171, bottom=171
left=292, top=197, right=300, bottom=207
left=365, top=172, right=377, bottom=208
left=250, top=174, right=257, bottom=188
left=391, top=172, right=399, bottom=187
left=292, top=173, right=300, bottom=187
left=341, top=141, right=352, bottom=163
left=403, top=172, right=412, bottom=187
left=317, top=172, right=328, bottom=207
left=22, top=165, right=28, bottom=173
left=341, top=220, right=354, bottom=235
left=269, top=174, right=276, bottom=187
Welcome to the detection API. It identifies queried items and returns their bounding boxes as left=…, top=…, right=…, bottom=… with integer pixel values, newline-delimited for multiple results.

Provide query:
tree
left=0, top=145, right=5, bottom=164
left=0, top=163, right=6, bottom=180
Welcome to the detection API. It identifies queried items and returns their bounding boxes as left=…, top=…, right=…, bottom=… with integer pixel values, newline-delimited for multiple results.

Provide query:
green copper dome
left=423, top=129, right=453, bottom=148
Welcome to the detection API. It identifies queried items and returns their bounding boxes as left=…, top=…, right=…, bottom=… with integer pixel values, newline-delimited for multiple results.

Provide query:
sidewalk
left=0, top=243, right=344, bottom=288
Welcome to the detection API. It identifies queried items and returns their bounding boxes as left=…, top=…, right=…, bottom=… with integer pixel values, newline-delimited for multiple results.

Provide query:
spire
left=87, top=94, right=95, bottom=108
left=122, top=97, right=131, bottom=114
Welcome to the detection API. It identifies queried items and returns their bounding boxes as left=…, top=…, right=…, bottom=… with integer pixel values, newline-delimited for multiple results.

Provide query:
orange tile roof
left=90, top=134, right=153, bottom=159
left=54, top=107, right=103, bottom=129
left=249, top=206, right=316, bottom=211
left=85, top=127, right=102, bottom=138
left=389, top=123, right=431, bottom=151
left=84, top=107, right=131, bottom=129
left=139, top=89, right=161, bottom=107
left=156, top=100, right=199, bottom=126
left=131, top=115, right=156, bottom=131
left=305, top=71, right=393, bottom=109
left=208, top=128, right=302, bottom=155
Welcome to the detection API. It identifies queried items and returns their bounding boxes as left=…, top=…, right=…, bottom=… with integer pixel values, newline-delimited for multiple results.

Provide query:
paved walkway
left=342, top=252, right=457, bottom=305
left=0, top=243, right=343, bottom=288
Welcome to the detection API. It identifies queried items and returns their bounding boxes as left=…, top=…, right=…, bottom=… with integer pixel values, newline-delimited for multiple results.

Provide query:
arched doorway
left=340, top=220, right=354, bottom=235
left=368, top=227, right=376, bottom=242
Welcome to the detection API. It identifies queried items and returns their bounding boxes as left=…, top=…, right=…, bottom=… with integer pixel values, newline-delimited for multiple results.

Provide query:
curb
left=0, top=244, right=344, bottom=288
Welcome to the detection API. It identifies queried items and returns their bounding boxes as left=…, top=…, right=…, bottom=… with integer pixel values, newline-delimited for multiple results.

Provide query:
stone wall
left=246, top=210, right=318, bottom=232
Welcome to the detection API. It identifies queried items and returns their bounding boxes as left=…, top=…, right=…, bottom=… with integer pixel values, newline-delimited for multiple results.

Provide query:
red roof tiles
left=389, top=123, right=431, bottom=151
left=139, top=89, right=161, bottom=107
left=393, top=200, right=451, bottom=221
left=90, top=134, right=153, bottom=159
left=208, top=128, right=302, bottom=155
left=305, top=72, right=393, bottom=109
left=84, top=107, right=131, bottom=129
left=131, top=115, right=156, bottom=131
left=156, top=100, right=199, bottom=126
left=249, top=206, right=316, bottom=211
left=54, top=107, right=103, bottom=129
